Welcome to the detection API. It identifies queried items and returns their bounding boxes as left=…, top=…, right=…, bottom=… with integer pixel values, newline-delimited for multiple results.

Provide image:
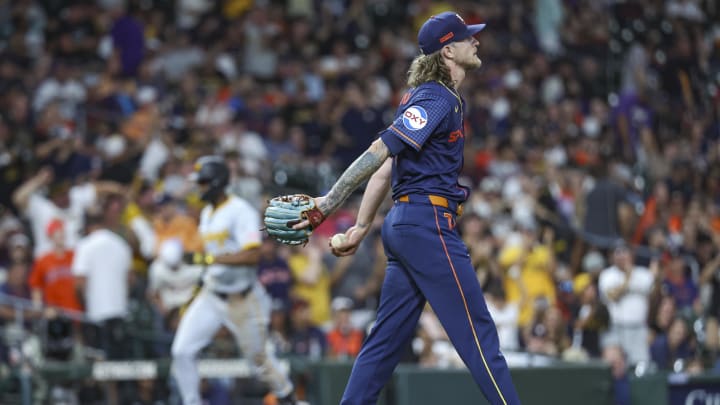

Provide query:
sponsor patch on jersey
left=402, top=105, right=428, bottom=130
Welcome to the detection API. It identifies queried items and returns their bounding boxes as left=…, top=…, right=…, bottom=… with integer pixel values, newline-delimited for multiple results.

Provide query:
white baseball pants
left=170, top=282, right=293, bottom=404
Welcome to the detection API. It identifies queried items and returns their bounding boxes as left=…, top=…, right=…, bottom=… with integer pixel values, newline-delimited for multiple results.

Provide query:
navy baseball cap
left=418, top=12, right=486, bottom=55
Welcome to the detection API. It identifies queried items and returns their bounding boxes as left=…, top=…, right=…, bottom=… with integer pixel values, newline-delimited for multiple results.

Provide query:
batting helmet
left=191, top=156, right=230, bottom=202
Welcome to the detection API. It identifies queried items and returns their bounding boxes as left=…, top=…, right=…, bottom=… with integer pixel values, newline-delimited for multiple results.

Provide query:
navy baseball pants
left=341, top=197, right=521, bottom=405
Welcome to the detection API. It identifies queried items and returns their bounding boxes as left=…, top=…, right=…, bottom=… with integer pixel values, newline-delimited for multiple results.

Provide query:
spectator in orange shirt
left=326, top=297, right=364, bottom=360
left=632, top=182, right=673, bottom=245
left=121, top=86, right=159, bottom=143
left=28, top=219, right=82, bottom=313
left=152, top=194, right=203, bottom=252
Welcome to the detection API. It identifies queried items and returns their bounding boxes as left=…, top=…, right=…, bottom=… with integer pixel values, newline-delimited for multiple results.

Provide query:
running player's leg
left=340, top=256, right=425, bottom=405
left=171, top=289, right=226, bottom=405
left=396, top=205, right=521, bottom=405
left=225, top=282, right=294, bottom=398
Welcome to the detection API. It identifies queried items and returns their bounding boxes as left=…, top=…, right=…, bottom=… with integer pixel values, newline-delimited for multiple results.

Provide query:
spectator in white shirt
left=12, top=167, right=124, bottom=258
left=72, top=207, right=132, bottom=359
left=485, top=281, right=521, bottom=353
left=147, top=239, right=203, bottom=331
left=599, top=244, right=657, bottom=365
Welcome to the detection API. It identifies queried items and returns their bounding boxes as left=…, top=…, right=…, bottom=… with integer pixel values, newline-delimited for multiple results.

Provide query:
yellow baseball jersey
left=199, top=195, right=261, bottom=293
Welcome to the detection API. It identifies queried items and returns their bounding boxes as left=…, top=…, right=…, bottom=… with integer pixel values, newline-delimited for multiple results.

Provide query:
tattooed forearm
left=319, top=139, right=390, bottom=216
left=355, top=158, right=392, bottom=228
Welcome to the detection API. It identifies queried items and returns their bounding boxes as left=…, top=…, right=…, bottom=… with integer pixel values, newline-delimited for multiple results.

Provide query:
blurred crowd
left=0, top=0, right=719, bottom=403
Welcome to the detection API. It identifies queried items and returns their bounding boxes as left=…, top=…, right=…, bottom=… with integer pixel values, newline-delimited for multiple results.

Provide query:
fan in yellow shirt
left=288, top=238, right=331, bottom=327
left=500, top=244, right=557, bottom=327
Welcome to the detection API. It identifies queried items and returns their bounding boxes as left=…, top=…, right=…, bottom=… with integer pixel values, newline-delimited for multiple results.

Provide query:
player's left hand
left=264, top=194, right=326, bottom=245
left=330, top=224, right=368, bottom=257
left=287, top=196, right=325, bottom=230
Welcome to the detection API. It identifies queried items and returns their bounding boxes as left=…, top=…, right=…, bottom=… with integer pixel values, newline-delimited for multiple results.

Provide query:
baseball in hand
left=331, top=233, right=348, bottom=249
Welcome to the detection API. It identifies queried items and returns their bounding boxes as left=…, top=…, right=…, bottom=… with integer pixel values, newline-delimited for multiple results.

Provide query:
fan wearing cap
left=326, top=297, right=364, bottom=360
left=28, top=219, right=82, bottom=315
left=598, top=244, right=656, bottom=366
left=572, top=273, right=609, bottom=357
left=152, top=193, right=204, bottom=254
left=287, top=11, right=520, bottom=405
left=11, top=167, right=125, bottom=258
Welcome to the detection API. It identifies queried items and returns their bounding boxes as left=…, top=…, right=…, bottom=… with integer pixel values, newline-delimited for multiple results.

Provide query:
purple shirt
left=111, top=16, right=145, bottom=77
left=258, top=257, right=293, bottom=306
left=662, top=277, right=698, bottom=311
left=612, top=91, right=653, bottom=151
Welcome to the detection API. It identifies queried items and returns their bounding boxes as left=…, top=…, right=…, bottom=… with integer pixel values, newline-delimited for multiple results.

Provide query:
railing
left=0, top=293, right=95, bottom=405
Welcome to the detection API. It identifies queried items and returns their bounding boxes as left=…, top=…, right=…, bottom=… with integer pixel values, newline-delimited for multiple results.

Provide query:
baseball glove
left=264, top=194, right=325, bottom=245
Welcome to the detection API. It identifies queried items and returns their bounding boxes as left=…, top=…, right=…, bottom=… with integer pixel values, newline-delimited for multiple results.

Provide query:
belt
left=214, top=286, right=253, bottom=301
left=396, top=194, right=463, bottom=216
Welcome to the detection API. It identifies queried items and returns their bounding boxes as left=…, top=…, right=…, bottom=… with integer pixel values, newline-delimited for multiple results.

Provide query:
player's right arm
left=331, top=158, right=392, bottom=257
left=290, top=138, right=390, bottom=238
left=317, top=138, right=391, bottom=217
left=291, top=89, right=447, bottom=231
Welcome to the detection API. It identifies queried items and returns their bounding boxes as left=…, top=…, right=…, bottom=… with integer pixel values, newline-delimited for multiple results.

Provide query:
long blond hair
left=407, top=51, right=452, bottom=88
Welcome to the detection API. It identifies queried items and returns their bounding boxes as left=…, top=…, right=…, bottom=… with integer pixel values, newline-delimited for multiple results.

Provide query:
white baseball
left=331, top=233, right=347, bottom=249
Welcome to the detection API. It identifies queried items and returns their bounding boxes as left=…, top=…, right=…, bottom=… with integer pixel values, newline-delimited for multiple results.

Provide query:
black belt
left=214, top=286, right=253, bottom=300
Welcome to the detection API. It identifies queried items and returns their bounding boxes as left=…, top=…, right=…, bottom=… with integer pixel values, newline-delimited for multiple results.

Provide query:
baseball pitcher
left=264, top=12, right=521, bottom=405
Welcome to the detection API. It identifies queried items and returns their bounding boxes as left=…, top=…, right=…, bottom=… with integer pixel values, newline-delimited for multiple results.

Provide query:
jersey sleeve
left=598, top=270, right=620, bottom=301
left=69, top=183, right=97, bottom=212
left=71, top=240, right=90, bottom=277
left=632, top=268, right=654, bottom=295
left=380, top=95, right=452, bottom=153
left=233, top=204, right=262, bottom=251
left=119, top=239, right=132, bottom=276
left=27, top=193, right=54, bottom=224
left=147, top=262, right=161, bottom=291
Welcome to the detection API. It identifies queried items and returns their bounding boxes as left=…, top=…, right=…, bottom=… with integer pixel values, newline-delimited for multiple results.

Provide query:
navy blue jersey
left=379, top=81, right=470, bottom=203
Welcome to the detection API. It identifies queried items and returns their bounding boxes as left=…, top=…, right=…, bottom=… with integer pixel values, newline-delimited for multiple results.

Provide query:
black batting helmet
left=191, top=156, right=230, bottom=202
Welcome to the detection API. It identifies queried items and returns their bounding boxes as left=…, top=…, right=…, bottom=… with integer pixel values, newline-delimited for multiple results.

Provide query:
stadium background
left=0, top=0, right=719, bottom=404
